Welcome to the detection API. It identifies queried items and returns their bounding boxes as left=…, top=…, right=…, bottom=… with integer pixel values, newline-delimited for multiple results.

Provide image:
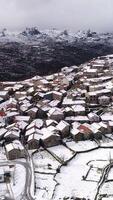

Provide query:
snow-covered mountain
left=0, top=27, right=113, bottom=81
left=0, top=27, right=113, bottom=44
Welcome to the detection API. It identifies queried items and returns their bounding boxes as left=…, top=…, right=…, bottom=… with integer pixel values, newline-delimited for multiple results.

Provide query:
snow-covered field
left=35, top=173, right=56, bottom=200
left=1, top=140, right=113, bottom=200
left=47, top=148, right=113, bottom=200
left=33, top=141, right=113, bottom=200
left=108, top=168, right=113, bottom=180
left=99, top=182, right=113, bottom=196
left=65, top=140, right=98, bottom=152
left=33, top=150, right=61, bottom=173
left=48, top=145, right=74, bottom=162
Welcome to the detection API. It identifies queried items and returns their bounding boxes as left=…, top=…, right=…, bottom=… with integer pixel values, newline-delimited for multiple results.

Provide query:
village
left=0, top=54, right=113, bottom=199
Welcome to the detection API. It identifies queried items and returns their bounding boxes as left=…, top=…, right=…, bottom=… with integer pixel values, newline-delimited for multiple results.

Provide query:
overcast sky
left=0, top=0, right=113, bottom=32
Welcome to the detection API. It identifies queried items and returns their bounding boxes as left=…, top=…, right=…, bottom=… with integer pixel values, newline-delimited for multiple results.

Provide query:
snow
left=53, top=148, right=113, bottom=200
left=48, top=145, right=74, bottom=162
left=53, top=159, right=97, bottom=199
left=99, top=136, right=113, bottom=147
left=86, top=167, right=101, bottom=182
left=107, top=168, right=113, bottom=180
left=88, top=160, right=109, bottom=169
left=35, top=174, right=56, bottom=200
left=0, top=183, right=9, bottom=198
left=0, top=147, right=7, bottom=161
left=99, top=182, right=113, bottom=196
left=10, top=164, right=26, bottom=199
left=66, top=140, right=98, bottom=152
left=33, top=150, right=60, bottom=173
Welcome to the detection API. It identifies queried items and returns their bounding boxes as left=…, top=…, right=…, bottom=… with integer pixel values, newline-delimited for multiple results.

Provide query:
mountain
left=0, top=27, right=113, bottom=81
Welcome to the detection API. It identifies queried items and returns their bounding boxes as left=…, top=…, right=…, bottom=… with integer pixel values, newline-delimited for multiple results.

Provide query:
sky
left=0, top=0, right=113, bottom=32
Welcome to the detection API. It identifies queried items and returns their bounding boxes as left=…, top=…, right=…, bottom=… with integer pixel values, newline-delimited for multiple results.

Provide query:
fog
left=0, top=0, right=113, bottom=32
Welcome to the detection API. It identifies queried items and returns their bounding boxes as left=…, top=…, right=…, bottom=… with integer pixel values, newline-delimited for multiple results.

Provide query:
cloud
left=0, top=0, right=113, bottom=32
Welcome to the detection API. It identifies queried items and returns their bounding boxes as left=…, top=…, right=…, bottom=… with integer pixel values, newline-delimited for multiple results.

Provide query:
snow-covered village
left=0, top=54, right=113, bottom=199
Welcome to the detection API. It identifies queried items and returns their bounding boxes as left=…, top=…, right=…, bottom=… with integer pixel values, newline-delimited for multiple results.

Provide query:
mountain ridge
left=0, top=27, right=113, bottom=81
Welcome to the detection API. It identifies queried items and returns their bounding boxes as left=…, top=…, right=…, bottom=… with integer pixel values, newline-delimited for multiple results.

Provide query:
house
left=26, top=107, right=38, bottom=119
left=78, top=124, right=93, bottom=140
left=88, top=112, right=100, bottom=122
left=56, top=120, right=70, bottom=138
left=0, top=108, right=6, bottom=117
left=84, top=123, right=102, bottom=140
left=15, top=91, right=27, bottom=99
left=92, top=129, right=102, bottom=140
left=86, top=92, right=98, bottom=104
left=6, top=98, right=17, bottom=109
left=47, top=126, right=59, bottom=134
left=98, top=96, right=110, bottom=106
left=16, top=121, right=28, bottom=132
left=40, top=128, right=61, bottom=148
left=92, top=122, right=109, bottom=135
left=5, top=111, right=19, bottom=125
left=87, top=89, right=111, bottom=104
left=27, top=87, right=34, bottom=95
left=70, top=128, right=84, bottom=142
left=49, top=100, right=60, bottom=107
left=26, top=119, right=44, bottom=130
left=84, top=68, right=98, bottom=78
left=101, top=112, right=113, bottom=122
left=72, top=105, right=85, bottom=116
left=4, top=128, right=20, bottom=142
left=99, top=121, right=110, bottom=134
left=53, top=91, right=63, bottom=101
left=0, top=97, right=4, bottom=103
left=5, top=140, right=25, bottom=160
left=46, top=119, right=58, bottom=127
left=25, top=127, right=42, bottom=138
left=65, top=116, right=89, bottom=123
left=48, top=108, right=64, bottom=122
left=37, top=106, right=51, bottom=118
left=64, top=107, right=74, bottom=117
left=72, top=122, right=81, bottom=129
left=15, top=116, right=30, bottom=123
left=37, top=78, right=50, bottom=87
left=62, top=97, right=85, bottom=107
left=27, top=133, right=41, bottom=149
left=0, top=91, right=9, bottom=100
left=43, top=91, right=63, bottom=101
left=20, top=104, right=30, bottom=113
left=108, top=121, right=113, bottom=133
left=0, top=128, right=7, bottom=140
left=13, top=83, right=23, bottom=91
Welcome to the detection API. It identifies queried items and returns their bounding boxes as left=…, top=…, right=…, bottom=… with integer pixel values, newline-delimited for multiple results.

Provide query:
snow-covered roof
left=56, top=120, right=69, bottom=131
left=15, top=116, right=30, bottom=122
left=46, top=119, right=58, bottom=127
left=0, top=128, right=7, bottom=136
left=5, top=140, right=24, bottom=152
left=26, top=127, right=42, bottom=136
left=27, top=133, right=42, bottom=142
left=72, top=105, right=85, bottom=112
left=70, top=128, right=80, bottom=136
left=101, top=112, right=113, bottom=121
left=62, top=97, right=85, bottom=106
